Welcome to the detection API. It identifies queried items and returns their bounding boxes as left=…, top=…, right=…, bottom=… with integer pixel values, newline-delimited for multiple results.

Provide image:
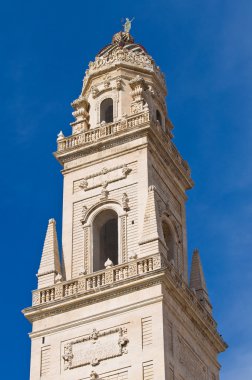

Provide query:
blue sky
left=0, top=0, right=251, bottom=378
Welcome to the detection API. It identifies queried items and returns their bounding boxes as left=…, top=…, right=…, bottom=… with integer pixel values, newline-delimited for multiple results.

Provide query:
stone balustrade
left=32, top=253, right=217, bottom=333
left=32, top=254, right=162, bottom=307
left=56, top=111, right=191, bottom=180
left=57, top=112, right=150, bottom=152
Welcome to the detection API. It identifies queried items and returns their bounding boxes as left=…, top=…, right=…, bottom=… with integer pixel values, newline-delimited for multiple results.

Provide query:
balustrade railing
left=57, top=112, right=150, bottom=152
left=31, top=252, right=217, bottom=331
left=32, top=253, right=162, bottom=307
left=56, top=111, right=191, bottom=180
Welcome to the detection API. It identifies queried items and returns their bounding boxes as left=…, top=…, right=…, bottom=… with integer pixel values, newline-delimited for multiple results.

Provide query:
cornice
left=54, top=114, right=193, bottom=191
left=23, top=271, right=163, bottom=322
left=148, top=125, right=194, bottom=191
left=23, top=264, right=227, bottom=353
left=29, top=295, right=163, bottom=339
left=161, top=273, right=227, bottom=354
left=54, top=115, right=150, bottom=165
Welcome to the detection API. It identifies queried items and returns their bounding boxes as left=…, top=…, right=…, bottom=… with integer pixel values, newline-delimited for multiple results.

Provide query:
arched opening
left=162, top=221, right=175, bottom=262
left=93, top=209, right=118, bottom=272
left=156, top=109, right=163, bottom=127
left=100, top=98, right=113, bottom=123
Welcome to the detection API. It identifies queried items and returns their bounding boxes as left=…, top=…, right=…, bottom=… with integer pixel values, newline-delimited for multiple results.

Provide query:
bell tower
left=23, top=30, right=227, bottom=380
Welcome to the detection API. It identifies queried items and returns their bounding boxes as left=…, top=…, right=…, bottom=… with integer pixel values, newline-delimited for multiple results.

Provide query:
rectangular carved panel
left=63, top=327, right=129, bottom=370
left=73, top=164, right=133, bottom=193
left=142, top=317, right=152, bottom=348
left=40, top=346, right=50, bottom=377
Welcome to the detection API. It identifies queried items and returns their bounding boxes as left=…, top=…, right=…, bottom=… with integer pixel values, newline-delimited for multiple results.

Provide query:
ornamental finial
left=123, top=17, right=135, bottom=33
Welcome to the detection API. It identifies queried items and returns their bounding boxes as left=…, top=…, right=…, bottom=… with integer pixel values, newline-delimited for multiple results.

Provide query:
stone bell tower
left=23, top=30, right=227, bottom=380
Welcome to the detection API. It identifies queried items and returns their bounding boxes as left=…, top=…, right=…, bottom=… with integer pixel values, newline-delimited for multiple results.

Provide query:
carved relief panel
left=73, top=164, right=132, bottom=194
left=62, top=326, right=129, bottom=371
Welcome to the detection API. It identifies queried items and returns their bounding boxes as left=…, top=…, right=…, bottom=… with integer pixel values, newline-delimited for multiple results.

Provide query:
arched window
left=156, top=109, right=163, bottom=126
left=93, top=209, right=118, bottom=272
left=100, top=98, right=113, bottom=123
left=162, top=221, right=175, bottom=262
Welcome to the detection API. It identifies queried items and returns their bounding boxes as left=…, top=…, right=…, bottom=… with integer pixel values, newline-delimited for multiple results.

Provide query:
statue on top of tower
left=123, top=17, right=134, bottom=33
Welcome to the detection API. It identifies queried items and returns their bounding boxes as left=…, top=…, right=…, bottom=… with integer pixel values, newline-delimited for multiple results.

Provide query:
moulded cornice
left=82, top=61, right=167, bottom=98
left=23, top=263, right=226, bottom=354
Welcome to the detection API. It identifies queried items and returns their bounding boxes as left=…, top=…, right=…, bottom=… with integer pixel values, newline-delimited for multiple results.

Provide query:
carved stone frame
left=83, top=202, right=127, bottom=273
left=95, top=91, right=119, bottom=124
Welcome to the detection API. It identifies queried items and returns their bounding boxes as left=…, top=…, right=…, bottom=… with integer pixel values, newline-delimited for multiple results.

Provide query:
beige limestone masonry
left=23, top=30, right=227, bottom=380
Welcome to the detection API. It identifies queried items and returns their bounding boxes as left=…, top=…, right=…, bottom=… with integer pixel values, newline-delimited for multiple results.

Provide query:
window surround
left=95, top=92, right=119, bottom=124
left=83, top=201, right=127, bottom=273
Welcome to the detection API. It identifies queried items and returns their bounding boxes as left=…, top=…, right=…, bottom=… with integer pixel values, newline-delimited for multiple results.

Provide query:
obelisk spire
left=37, top=218, right=62, bottom=289
left=189, top=249, right=212, bottom=314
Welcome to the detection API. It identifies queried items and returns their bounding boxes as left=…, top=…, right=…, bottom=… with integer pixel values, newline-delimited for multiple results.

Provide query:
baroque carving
left=122, top=193, right=129, bottom=211
left=89, top=76, right=122, bottom=100
left=76, top=164, right=132, bottom=193
left=82, top=46, right=166, bottom=94
left=105, top=269, right=113, bottom=284
left=129, top=75, right=149, bottom=115
left=62, top=326, right=129, bottom=370
left=100, top=182, right=109, bottom=200
left=80, top=205, right=88, bottom=223
left=71, top=96, right=90, bottom=134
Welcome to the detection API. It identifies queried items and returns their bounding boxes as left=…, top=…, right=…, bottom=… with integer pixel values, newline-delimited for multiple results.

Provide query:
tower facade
left=23, top=31, right=227, bottom=380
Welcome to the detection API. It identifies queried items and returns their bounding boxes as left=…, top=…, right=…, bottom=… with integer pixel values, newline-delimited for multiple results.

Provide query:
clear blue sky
left=0, top=0, right=251, bottom=378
